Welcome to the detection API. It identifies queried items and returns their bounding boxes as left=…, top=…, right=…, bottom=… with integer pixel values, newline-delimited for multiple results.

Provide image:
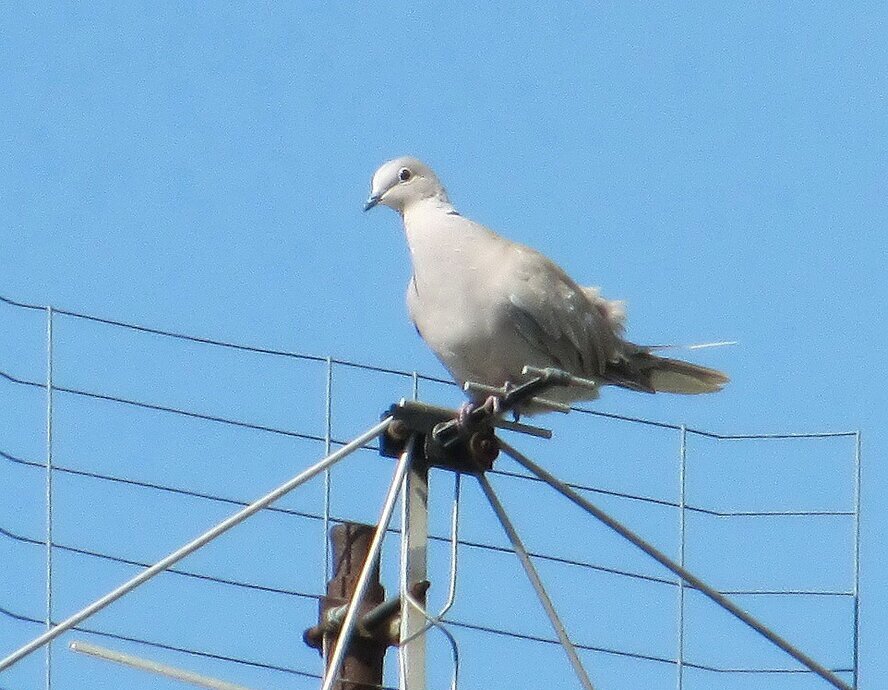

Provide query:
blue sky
left=1, top=3, right=885, bottom=689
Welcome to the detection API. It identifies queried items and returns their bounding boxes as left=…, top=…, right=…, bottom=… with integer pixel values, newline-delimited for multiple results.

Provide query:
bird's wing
left=580, top=286, right=626, bottom=335
left=502, top=245, right=618, bottom=377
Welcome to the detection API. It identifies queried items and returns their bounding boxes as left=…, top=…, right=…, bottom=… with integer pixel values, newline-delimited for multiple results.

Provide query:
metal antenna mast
left=364, top=367, right=856, bottom=690
left=0, top=295, right=860, bottom=690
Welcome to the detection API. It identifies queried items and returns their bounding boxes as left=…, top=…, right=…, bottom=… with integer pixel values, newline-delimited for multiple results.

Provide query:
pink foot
left=457, top=395, right=502, bottom=429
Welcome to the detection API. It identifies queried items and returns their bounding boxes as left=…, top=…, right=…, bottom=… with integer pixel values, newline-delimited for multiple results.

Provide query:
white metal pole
left=399, top=453, right=429, bottom=690
left=0, top=417, right=392, bottom=673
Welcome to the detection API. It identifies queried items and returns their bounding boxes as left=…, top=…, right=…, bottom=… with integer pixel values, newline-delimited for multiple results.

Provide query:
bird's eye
left=398, top=167, right=412, bottom=182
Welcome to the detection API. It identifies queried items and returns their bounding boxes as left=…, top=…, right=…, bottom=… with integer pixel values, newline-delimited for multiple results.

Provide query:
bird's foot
left=456, top=401, right=476, bottom=429
left=457, top=395, right=502, bottom=431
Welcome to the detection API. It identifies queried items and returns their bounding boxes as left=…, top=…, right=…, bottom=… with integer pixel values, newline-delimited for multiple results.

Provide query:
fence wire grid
left=0, top=294, right=861, bottom=690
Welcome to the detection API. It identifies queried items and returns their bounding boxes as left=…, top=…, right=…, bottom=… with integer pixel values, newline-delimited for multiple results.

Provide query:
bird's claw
left=457, top=395, right=502, bottom=431
left=482, top=394, right=503, bottom=417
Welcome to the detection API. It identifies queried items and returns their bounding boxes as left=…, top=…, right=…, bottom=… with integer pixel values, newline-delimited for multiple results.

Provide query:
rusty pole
left=305, top=523, right=388, bottom=690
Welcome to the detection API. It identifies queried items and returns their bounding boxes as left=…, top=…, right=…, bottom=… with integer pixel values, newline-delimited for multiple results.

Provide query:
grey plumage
left=364, top=156, right=728, bottom=412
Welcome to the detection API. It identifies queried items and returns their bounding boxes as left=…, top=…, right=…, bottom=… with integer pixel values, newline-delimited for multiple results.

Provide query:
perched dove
left=364, top=156, right=728, bottom=411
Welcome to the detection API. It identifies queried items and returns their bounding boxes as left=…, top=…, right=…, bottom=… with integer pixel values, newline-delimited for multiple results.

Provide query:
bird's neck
left=401, top=198, right=500, bottom=290
left=402, top=194, right=456, bottom=219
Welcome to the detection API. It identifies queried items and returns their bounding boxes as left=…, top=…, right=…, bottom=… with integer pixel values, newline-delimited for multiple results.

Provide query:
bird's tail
left=645, top=355, right=730, bottom=394
left=608, top=351, right=730, bottom=395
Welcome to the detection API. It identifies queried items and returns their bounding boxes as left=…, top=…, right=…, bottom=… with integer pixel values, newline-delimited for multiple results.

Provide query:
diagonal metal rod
left=320, top=436, right=413, bottom=690
left=0, top=417, right=392, bottom=673
left=500, top=440, right=854, bottom=690
left=69, top=640, right=257, bottom=690
left=477, top=473, right=595, bottom=690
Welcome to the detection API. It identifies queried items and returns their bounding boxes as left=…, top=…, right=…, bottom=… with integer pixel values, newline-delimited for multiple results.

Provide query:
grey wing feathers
left=505, top=250, right=616, bottom=376
left=581, top=286, right=626, bottom=335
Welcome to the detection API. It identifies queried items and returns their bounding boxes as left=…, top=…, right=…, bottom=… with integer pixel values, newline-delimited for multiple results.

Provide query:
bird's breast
left=406, top=274, right=537, bottom=388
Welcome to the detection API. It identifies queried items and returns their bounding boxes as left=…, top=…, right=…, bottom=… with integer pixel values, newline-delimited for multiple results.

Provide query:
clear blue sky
left=1, top=3, right=885, bottom=689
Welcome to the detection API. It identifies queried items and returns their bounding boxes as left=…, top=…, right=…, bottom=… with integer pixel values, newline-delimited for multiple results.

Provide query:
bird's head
left=364, top=156, right=449, bottom=213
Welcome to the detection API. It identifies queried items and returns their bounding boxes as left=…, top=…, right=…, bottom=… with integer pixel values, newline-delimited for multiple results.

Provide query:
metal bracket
left=304, top=582, right=431, bottom=650
left=379, top=398, right=556, bottom=474
left=379, top=401, right=501, bottom=474
left=379, top=367, right=590, bottom=474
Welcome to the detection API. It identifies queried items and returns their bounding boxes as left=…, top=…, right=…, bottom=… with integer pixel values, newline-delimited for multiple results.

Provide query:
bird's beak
left=363, top=194, right=381, bottom=212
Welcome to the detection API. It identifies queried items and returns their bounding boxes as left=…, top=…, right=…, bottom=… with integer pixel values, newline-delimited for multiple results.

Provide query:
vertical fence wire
left=44, top=306, right=54, bottom=690
left=677, top=425, right=687, bottom=690
left=852, top=431, right=862, bottom=687
left=323, top=357, right=333, bottom=583
left=0, top=296, right=862, bottom=688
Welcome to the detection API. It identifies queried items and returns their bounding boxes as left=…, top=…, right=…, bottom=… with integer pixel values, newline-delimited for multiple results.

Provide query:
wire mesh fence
left=0, top=294, right=860, bottom=690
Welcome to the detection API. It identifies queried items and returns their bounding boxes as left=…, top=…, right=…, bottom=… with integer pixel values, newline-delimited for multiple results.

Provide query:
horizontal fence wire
left=0, top=605, right=398, bottom=690
left=0, top=294, right=858, bottom=439
left=441, top=618, right=854, bottom=675
left=0, top=294, right=451, bottom=384
left=1, top=448, right=680, bottom=590
left=0, top=445, right=858, bottom=675
left=0, top=599, right=858, bottom=682
left=0, top=448, right=855, bottom=597
left=0, top=294, right=860, bottom=684
left=0, top=371, right=855, bottom=519
left=0, top=528, right=852, bottom=678
left=0, top=524, right=322, bottom=603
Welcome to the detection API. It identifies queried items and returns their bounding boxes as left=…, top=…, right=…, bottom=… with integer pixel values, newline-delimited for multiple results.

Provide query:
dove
left=364, top=156, right=728, bottom=412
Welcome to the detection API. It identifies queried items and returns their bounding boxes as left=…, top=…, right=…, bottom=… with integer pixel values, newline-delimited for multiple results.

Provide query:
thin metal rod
left=522, top=365, right=598, bottom=390
left=677, top=426, right=687, bottom=690
left=320, top=437, right=412, bottom=690
left=398, top=474, right=462, bottom=690
left=69, top=640, right=257, bottom=690
left=399, top=472, right=462, bottom=690
left=443, top=474, right=461, bottom=616
left=0, top=417, right=392, bottom=673
left=399, top=473, right=462, bottom=646
left=852, top=431, right=862, bottom=688
left=44, top=305, right=54, bottom=690
left=402, top=589, right=461, bottom=690
left=463, top=380, right=570, bottom=413
left=414, top=472, right=460, bottom=690
left=477, top=473, right=595, bottom=690
left=501, top=441, right=854, bottom=690
left=398, top=446, right=462, bottom=690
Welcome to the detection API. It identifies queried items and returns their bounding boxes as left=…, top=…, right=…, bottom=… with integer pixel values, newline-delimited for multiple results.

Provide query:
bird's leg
left=456, top=401, right=477, bottom=429
left=481, top=394, right=502, bottom=417
left=457, top=395, right=502, bottom=430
